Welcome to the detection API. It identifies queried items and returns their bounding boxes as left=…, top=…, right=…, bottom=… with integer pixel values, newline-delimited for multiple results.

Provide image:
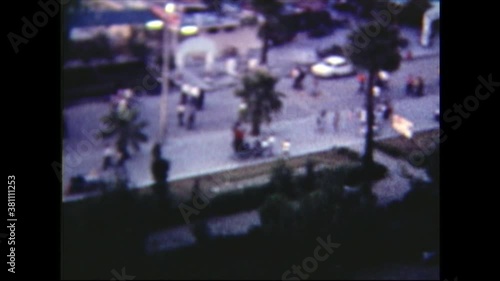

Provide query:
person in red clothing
left=232, top=122, right=245, bottom=152
left=357, top=73, right=366, bottom=92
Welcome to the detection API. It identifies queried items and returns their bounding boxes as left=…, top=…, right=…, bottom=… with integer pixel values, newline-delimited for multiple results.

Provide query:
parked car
left=310, top=55, right=355, bottom=78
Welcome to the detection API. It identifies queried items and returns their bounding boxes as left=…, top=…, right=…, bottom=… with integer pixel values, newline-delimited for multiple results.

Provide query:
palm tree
left=347, top=24, right=404, bottom=167
left=252, top=0, right=284, bottom=65
left=235, top=68, right=285, bottom=136
left=99, top=101, right=149, bottom=164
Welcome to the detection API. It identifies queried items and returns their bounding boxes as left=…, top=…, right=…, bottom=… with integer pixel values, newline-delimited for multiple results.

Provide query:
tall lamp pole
left=151, top=3, right=180, bottom=145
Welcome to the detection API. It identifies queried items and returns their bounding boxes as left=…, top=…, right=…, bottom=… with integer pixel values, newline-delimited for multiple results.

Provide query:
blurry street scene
left=62, top=0, right=440, bottom=279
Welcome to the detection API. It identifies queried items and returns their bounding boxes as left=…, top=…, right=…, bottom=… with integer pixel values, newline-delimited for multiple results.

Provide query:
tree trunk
left=251, top=117, right=261, bottom=136
left=363, top=69, right=377, bottom=168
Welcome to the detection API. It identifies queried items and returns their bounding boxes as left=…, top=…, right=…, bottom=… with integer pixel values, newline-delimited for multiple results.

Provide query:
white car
left=310, top=56, right=355, bottom=78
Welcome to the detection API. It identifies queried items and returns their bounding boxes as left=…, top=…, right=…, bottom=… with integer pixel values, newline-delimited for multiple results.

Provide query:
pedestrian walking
left=333, top=110, right=340, bottom=132
left=281, top=139, right=291, bottom=158
left=191, top=178, right=202, bottom=203
left=406, top=75, right=415, bottom=96
left=316, top=110, right=327, bottom=133
left=292, top=66, right=306, bottom=91
left=357, top=73, right=366, bottom=92
left=383, top=101, right=393, bottom=120
left=177, top=103, right=186, bottom=127
left=198, top=87, right=205, bottom=110
left=375, top=104, right=385, bottom=124
left=181, top=84, right=190, bottom=105
left=261, top=134, right=275, bottom=157
left=190, top=86, right=201, bottom=109
left=150, top=143, right=171, bottom=200
left=377, top=70, right=390, bottom=90
left=187, top=109, right=196, bottom=130
left=232, top=122, right=245, bottom=152
left=238, top=102, right=248, bottom=122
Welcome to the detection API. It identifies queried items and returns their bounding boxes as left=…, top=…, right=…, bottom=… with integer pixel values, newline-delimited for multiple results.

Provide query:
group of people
left=316, top=100, right=394, bottom=135
left=231, top=122, right=276, bottom=158
left=357, top=72, right=425, bottom=97
left=356, top=71, right=390, bottom=93
left=406, top=75, right=425, bottom=97
left=291, top=65, right=324, bottom=97
left=316, top=109, right=340, bottom=133
left=177, top=84, right=206, bottom=130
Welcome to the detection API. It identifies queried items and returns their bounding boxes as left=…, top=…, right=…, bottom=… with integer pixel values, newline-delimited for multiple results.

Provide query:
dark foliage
left=397, top=0, right=433, bottom=27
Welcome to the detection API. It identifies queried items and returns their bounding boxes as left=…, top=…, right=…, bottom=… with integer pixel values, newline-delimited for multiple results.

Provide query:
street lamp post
left=158, top=21, right=170, bottom=144
left=152, top=3, right=180, bottom=144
